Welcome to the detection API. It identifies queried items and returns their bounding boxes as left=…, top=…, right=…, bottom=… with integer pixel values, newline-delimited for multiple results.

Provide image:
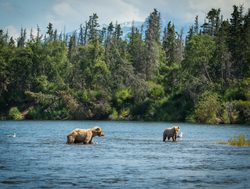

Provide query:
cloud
left=4, top=25, right=19, bottom=40
left=52, top=1, right=80, bottom=17
left=1, top=0, right=249, bottom=36
left=123, top=0, right=250, bottom=26
left=186, top=0, right=250, bottom=20
left=48, top=0, right=145, bottom=32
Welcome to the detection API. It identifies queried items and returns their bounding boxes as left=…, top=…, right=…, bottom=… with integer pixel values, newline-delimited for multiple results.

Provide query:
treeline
left=0, top=5, right=249, bottom=124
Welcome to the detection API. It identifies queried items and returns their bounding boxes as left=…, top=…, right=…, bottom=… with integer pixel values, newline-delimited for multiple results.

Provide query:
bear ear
left=94, top=127, right=101, bottom=131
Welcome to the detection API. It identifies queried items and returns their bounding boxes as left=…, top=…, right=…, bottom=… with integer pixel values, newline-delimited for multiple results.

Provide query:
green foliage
left=237, top=100, right=250, bottom=124
left=9, top=107, right=23, bottom=120
left=147, top=81, right=164, bottom=100
left=26, top=106, right=39, bottom=119
left=224, top=86, right=241, bottom=100
left=184, top=35, right=216, bottom=82
left=120, top=108, right=131, bottom=120
left=189, top=91, right=222, bottom=124
left=144, top=9, right=161, bottom=80
left=115, top=88, right=133, bottom=105
left=74, top=89, right=112, bottom=120
left=109, top=108, right=118, bottom=120
left=221, top=106, right=230, bottom=124
left=161, top=93, right=193, bottom=121
left=227, top=134, right=250, bottom=147
left=0, top=7, right=249, bottom=124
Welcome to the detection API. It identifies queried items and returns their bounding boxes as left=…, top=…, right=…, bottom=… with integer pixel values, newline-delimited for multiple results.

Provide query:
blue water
left=0, top=121, right=250, bottom=189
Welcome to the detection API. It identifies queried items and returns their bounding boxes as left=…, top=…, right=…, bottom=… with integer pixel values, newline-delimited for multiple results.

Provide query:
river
left=0, top=121, right=250, bottom=188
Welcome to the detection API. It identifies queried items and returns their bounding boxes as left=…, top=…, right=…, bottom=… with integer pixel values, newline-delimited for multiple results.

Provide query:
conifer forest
left=0, top=5, right=250, bottom=124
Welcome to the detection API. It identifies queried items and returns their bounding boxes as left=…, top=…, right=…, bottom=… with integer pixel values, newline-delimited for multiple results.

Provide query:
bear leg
left=172, top=135, right=176, bottom=142
left=67, top=135, right=75, bottom=144
left=163, top=135, right=166, bottom=142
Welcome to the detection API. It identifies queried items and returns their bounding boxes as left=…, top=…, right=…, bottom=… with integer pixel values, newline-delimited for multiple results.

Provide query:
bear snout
left=99, top=132, right=104, bottom=136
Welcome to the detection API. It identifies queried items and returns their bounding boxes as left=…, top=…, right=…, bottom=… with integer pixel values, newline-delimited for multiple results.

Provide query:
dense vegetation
left=0, top=6, right=249, bottom=124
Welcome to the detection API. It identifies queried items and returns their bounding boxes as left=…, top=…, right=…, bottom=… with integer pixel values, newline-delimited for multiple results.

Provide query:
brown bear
left=163, top=126, right=180, bottom=142
left=66, top=126, right=104, bottom=144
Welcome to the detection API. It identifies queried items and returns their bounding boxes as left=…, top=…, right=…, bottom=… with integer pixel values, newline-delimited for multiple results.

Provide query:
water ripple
left=0, top=121, right=250, bottom=189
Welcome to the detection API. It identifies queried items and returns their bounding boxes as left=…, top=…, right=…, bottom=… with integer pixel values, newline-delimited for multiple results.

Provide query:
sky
left=0, top=0, right=249, bottom=39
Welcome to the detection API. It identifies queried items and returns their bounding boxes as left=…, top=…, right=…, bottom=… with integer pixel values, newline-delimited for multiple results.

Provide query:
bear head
left=174, top=126, right=180, bottom=135
left=92, top=127, right=104, bottom=137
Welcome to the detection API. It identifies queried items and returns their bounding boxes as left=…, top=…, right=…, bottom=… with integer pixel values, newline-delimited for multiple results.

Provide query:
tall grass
left=224, top=134, right=250, bottom=147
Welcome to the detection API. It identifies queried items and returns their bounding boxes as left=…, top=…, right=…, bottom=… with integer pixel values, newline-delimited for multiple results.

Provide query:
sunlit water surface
left=0, top=121, right=250, bottom=188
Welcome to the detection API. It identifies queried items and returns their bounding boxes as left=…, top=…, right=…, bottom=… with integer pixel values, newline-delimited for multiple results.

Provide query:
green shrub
left=186, top=114, right=196, bottom=123
left=218, top=134, right=250, bottom=147
left=9, top=107, right=24, bottom=120
left=224, top=101, right=239, bottom=123
left=115, top=88, right=133, bottom=106
left=26, top=106, right=38, bottom=119
left=237, top=100, right=250, bottom=124
left=192, top=91, right=221, bottom=124
left=147, top=81, right=165, bottom=100
left=221, top=109, right=230, bottom=124
left=120, top=108, right=130, bottom=119
left=109, top=108, right=118, bottom=120
left=228, top=134, right=250, bottom=147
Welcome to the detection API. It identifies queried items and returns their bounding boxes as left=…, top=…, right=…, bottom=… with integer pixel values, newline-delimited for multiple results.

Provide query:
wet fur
left=67, top=127, right=104, bottom=144
left=163, top=127, right=180, bottom=142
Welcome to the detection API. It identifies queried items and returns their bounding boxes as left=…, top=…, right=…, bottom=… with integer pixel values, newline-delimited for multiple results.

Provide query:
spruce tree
left=243, top=9, right=250, bottom=77
left=68, top=31, right=77, bottom=61
left=87, top=13, right=100, bottom=43
left=128, top=22, right=143, bottom=74
left=17, top=28, right=26, bottom=48
left=162, top=21, right=176, bottom=64
left=194, top=15, right=199, bottom=34
left=144, top=9, right=161, bottom=80
left=229, top=5, right=244, bottom=78
left=79, top=24, right=84, bottom=45
left=46, top=23, right=54, bottom=41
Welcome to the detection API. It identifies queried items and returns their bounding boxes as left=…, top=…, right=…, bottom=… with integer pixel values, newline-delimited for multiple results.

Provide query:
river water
left=0, top=121, right=250, bottom=189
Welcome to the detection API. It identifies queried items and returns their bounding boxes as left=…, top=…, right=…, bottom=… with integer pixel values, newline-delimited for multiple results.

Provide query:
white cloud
left=48, top=0, right=145, bottom=32
left=5, top=0, right=247, bottom=34
left=4, top=25, right=19, bottom=40
left=52, top=1, right=80, bottom=17
left=187, top=0, right=250, bottom=21
left=123, top=0, right=250, bottom=26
